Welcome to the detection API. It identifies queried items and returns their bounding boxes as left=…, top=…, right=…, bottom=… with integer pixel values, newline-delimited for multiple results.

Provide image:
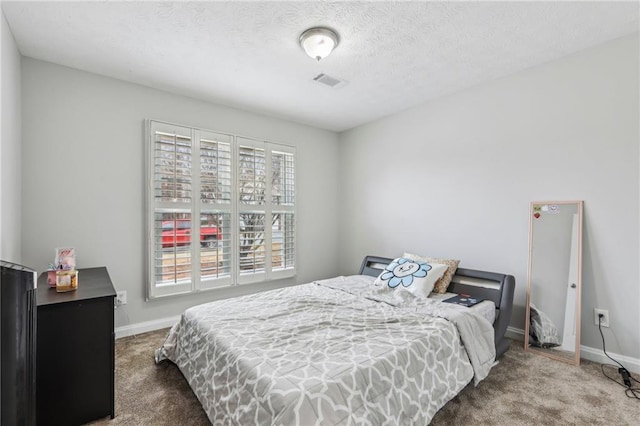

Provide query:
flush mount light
left=299, top=27, right=339, bottom=61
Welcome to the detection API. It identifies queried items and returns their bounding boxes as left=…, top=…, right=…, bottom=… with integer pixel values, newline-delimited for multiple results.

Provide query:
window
left=146, top=121, right=295, bottom=299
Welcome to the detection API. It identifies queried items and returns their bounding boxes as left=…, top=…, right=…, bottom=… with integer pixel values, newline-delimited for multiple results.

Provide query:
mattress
left=156, top=275, right=496, bottom=425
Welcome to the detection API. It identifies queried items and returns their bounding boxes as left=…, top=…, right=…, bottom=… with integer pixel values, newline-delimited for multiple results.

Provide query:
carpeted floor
left=90, top=329, right=640, bottom=425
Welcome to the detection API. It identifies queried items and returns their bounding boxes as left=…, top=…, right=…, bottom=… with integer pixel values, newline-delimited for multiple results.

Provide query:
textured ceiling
left=3, top=1, right=639, bottom=132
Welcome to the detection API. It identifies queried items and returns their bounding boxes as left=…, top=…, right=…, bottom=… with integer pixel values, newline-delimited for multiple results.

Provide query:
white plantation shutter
left=238, top=143, right=266, bottom=205
left=236, top=139, right=296, bottom=283
left=148, top=122, right=194, bottom=297
left=198, top=131, right=233, bottom=289
left=238, top=213, right=266, bottom=275
left=271, top=150, right=295, bottom=206
left=200, top=133, right=232, bottom=205
left=153, top=129, right=193, bottom=203
left=270, top=147, right=295, bottom=277
left=237, top=138, right=268, bottom=284
left=272, top=212, right=295, bottom=272
left=147, top=121, right=295, bottom=298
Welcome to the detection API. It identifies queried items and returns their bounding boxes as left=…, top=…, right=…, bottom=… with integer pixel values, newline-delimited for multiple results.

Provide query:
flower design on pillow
left=381, top=258, right=432, bottom=288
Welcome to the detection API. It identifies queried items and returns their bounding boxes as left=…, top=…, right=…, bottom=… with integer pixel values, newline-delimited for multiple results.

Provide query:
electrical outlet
left=116, top=290, right=127, bottom=306
left=594, top=308, right=609, bottom=327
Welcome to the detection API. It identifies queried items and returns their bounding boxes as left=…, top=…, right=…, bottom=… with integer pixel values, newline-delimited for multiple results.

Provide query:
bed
left=156, top=255, right=515, bottom=425
left=359, top=256, right=515, bottom=359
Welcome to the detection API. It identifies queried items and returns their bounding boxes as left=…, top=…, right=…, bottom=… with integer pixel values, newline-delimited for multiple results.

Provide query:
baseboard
left=115, top=315, right=180, bottom=339
left=579, top=345, right=640, bottom=374
left=505, top=326, right=640, bottom=374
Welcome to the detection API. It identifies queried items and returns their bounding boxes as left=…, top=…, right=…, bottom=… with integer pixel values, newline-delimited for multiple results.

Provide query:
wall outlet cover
left=594, top=308, right=609, bottom=327
left=116, top=290, right=127, bottom=306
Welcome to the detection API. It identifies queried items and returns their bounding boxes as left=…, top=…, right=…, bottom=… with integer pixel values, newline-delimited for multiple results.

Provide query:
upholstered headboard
left=358, top=255, right=516, bottom=358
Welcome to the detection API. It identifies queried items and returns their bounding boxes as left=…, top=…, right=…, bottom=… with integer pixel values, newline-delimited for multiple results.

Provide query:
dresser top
left=37, top=266, right=116, bottom=306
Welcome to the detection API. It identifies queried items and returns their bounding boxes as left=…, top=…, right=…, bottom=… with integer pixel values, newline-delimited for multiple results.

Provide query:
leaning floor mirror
left=524, top=201, right=583, bottom=365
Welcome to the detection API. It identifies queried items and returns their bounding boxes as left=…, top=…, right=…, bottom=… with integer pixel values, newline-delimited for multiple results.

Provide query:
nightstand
left=36, top=267, right=116, bottom=425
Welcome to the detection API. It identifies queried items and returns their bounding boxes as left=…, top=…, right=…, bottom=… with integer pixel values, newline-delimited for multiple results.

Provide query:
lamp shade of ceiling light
left=299, top=27, right=339, bottom=61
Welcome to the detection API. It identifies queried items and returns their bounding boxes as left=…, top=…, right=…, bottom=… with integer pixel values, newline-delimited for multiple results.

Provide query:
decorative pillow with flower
left=374, top=257, right=449, bottom=298
left=403, top=253, right=460, bottom=294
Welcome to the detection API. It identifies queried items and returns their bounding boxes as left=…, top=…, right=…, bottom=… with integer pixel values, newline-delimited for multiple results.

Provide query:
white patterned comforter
left=156, top=275, right=496, bottom=425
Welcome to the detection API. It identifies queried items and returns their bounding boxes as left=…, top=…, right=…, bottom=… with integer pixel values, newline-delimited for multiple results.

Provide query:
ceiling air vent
left=313, top=73, right=347, bottom=88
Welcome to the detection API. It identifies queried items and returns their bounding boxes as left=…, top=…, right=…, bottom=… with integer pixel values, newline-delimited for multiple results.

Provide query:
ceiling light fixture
left=299, top=27, right=339, bottom=61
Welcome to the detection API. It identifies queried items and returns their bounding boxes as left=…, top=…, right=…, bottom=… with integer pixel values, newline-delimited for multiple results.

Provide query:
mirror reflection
left=525, top=201, right=583, bottom=365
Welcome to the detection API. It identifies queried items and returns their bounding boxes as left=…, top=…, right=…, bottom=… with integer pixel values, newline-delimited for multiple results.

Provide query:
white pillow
left=374, top=257, right=448, bottom=298
left=403, top=252, right=460, bottom=294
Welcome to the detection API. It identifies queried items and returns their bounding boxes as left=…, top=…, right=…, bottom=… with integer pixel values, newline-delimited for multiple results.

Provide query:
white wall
left=21, top=58, right=340, bottom=327
left=338, top=34, right=640, bottom=359
left=1, top=10, right=22, bottom=263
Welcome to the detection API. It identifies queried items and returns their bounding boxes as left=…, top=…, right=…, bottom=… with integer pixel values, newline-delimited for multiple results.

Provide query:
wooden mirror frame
left=524, top=200, right=583, bottom=365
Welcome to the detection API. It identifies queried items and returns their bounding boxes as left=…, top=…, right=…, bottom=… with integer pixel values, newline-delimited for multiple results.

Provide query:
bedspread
left=317, top=275, right=496, bottom=384
left=156, top=276, right=495, bottom=425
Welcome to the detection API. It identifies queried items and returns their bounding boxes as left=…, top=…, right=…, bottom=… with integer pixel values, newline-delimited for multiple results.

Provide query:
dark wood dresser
left=36, top=267, right=116, bottom=425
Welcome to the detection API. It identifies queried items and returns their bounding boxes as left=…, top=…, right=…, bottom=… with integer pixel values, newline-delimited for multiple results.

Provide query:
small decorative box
left=47, top=270, right=57, bottom=287
left=56, top=270, right=78, bottom=292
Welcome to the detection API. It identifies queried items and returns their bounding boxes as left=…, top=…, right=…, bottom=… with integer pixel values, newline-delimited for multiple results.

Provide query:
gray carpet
left=90, top=329, right=640, bottom=425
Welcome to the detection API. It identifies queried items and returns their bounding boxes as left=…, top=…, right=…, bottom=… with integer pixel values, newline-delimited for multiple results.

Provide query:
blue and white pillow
left=374, top=257, right=449, bottom=298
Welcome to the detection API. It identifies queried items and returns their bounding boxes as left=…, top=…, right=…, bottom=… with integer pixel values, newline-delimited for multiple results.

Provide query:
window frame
left=145, top=120, right=296, bottom=300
